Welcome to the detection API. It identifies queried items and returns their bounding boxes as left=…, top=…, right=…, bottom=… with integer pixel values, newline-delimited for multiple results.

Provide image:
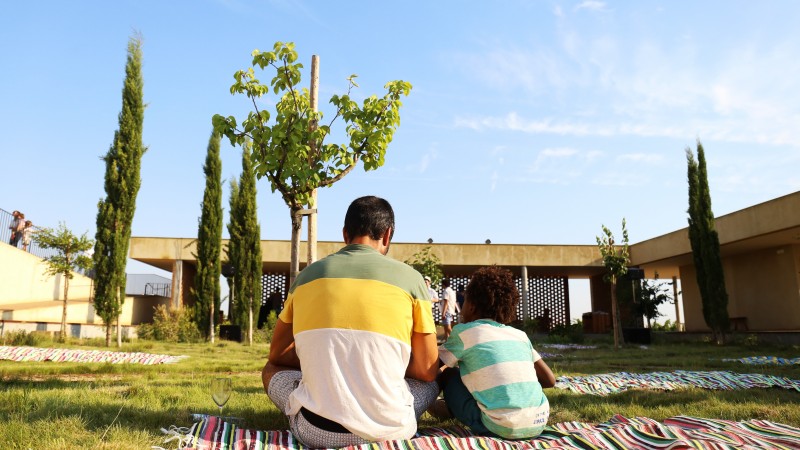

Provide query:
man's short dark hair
left=344, top=196, right=395, bottom=241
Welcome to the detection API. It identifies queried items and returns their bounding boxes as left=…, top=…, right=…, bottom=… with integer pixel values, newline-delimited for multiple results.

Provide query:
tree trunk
left=105, top=323, right=111, bottom=347
left=290, top=207, right=302, bottom=287
left=210, top=298, right=215, bottom=344
left=610, top=281, right=624, bottom=349
left=248, top=303, right=253, bottom=346
left=117, top=286, right=123, bottom=348
left=60, top=274, right=69, bottom=342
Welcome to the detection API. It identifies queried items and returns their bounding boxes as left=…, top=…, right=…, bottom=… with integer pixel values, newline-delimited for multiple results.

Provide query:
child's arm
left=534, top=359, right=556, bottom=388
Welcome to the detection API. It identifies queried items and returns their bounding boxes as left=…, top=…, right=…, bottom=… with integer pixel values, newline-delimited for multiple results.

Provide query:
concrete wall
left=680, top=244, right=800, bottom=331
left=0, top=244, right=93, bottom=305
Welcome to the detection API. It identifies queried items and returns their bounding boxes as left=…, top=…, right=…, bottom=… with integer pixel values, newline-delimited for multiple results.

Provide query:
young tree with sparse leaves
left=213, top=41, right=412, bottom=286
left=94, top=35, right=146, bottom=348
left=194, top=132, right=223, bottom=341
left=405, top=246, right=444, bottom=288
left=35, top=223, right=94, bottom=342
left=687, top=142, right=729, bottom=344
left=596, top=219, right=630, bottom=349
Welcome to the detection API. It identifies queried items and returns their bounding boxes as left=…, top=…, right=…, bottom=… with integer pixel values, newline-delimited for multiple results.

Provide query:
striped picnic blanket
left=555, top=370, right=800, bottom=396
left=723, top=356, right=800, bottom=365
left=170, top=414, right=800, bottom=450
left=0, top=346, right=187, bottom=365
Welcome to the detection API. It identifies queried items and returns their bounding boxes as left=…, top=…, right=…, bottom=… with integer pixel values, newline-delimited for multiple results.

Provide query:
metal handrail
left=0, top=207, right=67, bottom=263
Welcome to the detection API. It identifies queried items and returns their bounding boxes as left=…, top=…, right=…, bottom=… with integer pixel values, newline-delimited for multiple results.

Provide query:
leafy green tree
left=596, top=219, right=630, bottom=349
left=193, top=132, right=223, bottom=341
left=635, top=279, right=673, bottom=328
left=93, top=35, right=146, bottom=347
left=405, top=246, right=444, bottom=288
left=225, top=144, right=262, bottom=344
left=35, top=223, right=94, bottom=342
left=213, top=41, right=412, bottom=286
left=687, top=142, right=729, bottom=344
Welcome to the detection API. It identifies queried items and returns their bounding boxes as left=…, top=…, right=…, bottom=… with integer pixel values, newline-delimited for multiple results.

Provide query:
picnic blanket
left=555, top=370, right=800, bottom=396
left=722, top=356, right=800, bottom=365
left=539, top=343, right=597, bottom=350
left=163, top=414, right=800, bottom=450
left=0, top=345, right=187, bottom=365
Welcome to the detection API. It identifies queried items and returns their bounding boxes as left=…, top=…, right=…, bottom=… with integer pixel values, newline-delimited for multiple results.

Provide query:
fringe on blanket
left=162, top=414, right=800, bottom=450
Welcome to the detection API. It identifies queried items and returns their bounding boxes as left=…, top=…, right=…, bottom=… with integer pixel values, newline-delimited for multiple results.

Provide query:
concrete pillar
left=171, top=260, right=183, bottom=309
left=521, top=266, right=529, bottom=321
left=672, top=276, right=682, bottom=331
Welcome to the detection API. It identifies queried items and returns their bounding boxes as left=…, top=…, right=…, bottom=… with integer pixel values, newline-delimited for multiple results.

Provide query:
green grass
left=1, top=336, right=799, bottom=448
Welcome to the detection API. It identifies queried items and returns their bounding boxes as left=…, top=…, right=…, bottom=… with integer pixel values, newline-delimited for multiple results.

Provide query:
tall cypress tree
left=687, top=142, right=729, bottom=344
left=229, top=143, right=262, bottom=344
left=239, top=143, right=262, bottom=345
left=194, top=132, right=223, bottom=340
left=225, top=179, right=241, bottom=322
left=94, top=35, right=146, bottom=347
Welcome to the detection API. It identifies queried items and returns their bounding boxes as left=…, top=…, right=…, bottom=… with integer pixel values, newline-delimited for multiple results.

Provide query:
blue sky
left=3, top=1, right=799, bottom=321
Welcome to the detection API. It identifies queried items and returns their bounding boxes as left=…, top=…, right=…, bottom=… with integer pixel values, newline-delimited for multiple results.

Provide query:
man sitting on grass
left=262, top=196, right=440, bottom=448
left=433, top=266, right=556, bottom=439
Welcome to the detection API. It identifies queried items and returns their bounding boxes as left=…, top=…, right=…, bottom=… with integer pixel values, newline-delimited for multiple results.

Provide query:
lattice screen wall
left=258, top=271, right=569, bottom=328
left=261, top=273, right=289, bottom=308
left=525, top=276, right=569, bottom=328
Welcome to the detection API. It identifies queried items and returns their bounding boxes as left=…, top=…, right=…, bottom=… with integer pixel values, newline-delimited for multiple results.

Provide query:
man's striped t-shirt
left=278, top=244, right=436, bottom=441
left=439, top=319, right=550, bottom=439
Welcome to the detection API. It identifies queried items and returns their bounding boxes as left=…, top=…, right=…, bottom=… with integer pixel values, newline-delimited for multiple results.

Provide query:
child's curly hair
left=465, top=266, right=519, bottom=324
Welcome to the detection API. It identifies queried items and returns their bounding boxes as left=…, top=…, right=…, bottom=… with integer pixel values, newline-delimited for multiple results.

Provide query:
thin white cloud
left=454, top=112, right=800, bottom=147
left=451, top=15, right=800, bottom=149
left=617, top=153, right=664, bottom=164
left=574, top=1, right=607, bottom=12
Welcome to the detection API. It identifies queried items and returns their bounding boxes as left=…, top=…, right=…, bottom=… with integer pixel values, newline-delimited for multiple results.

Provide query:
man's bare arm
left=262, top=319, right=300, bottom=392
left=405, top=331, right=439, bottom=382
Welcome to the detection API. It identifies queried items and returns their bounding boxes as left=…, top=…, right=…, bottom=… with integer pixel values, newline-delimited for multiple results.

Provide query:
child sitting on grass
left=434, top=266, right=556, bottom=439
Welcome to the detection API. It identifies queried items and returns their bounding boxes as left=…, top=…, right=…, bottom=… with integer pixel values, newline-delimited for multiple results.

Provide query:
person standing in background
left=8, top=211, right=24, bottom=247
left=21, top=220, right=34, bottom=252
left=441, top=278, right=459, bottom=341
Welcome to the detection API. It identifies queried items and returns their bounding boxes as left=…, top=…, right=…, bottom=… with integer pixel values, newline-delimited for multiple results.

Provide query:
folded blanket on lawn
left=539, top=343, right=597, bottom=350
left=722, top=356, right=800, bottom=365
left=168, top=414, right=800, bottom=450
left=555, top=370, right=800, bottom=396
left=0, top=345, right=187, bottom=365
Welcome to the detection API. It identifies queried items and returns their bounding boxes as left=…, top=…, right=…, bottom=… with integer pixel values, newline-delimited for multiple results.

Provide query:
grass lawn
left=1, top=335, right=799, bottom=449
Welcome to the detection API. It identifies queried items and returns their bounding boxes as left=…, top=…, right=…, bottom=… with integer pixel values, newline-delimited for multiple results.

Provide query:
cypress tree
left=230, top=143, right=262, bottom=344
left=93, top=35, right=146, bottom=347
left=686, top=142, right=729, bottom=344
left=194, top=132, right=223, bottom=340
left=225, top=179, right=241, bottom=322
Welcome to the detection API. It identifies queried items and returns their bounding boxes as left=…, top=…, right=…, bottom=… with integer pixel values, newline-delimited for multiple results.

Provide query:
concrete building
left=2, top=190, right=799, bottom=336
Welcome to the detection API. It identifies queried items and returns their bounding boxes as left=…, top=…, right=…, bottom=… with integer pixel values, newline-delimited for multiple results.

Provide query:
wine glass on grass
left=211, top=377, right=232, bottom=417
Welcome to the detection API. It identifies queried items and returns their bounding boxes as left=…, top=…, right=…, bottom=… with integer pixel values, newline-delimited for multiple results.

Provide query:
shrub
left=2, top=330, right=51, bottom=347
left=651, top=319, right=678, bottom=332
left=549, top=320, right=584, bottom=343
left=253, top=311, right=278, bottom=344
left=141, top=305, right=202, bottom=343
